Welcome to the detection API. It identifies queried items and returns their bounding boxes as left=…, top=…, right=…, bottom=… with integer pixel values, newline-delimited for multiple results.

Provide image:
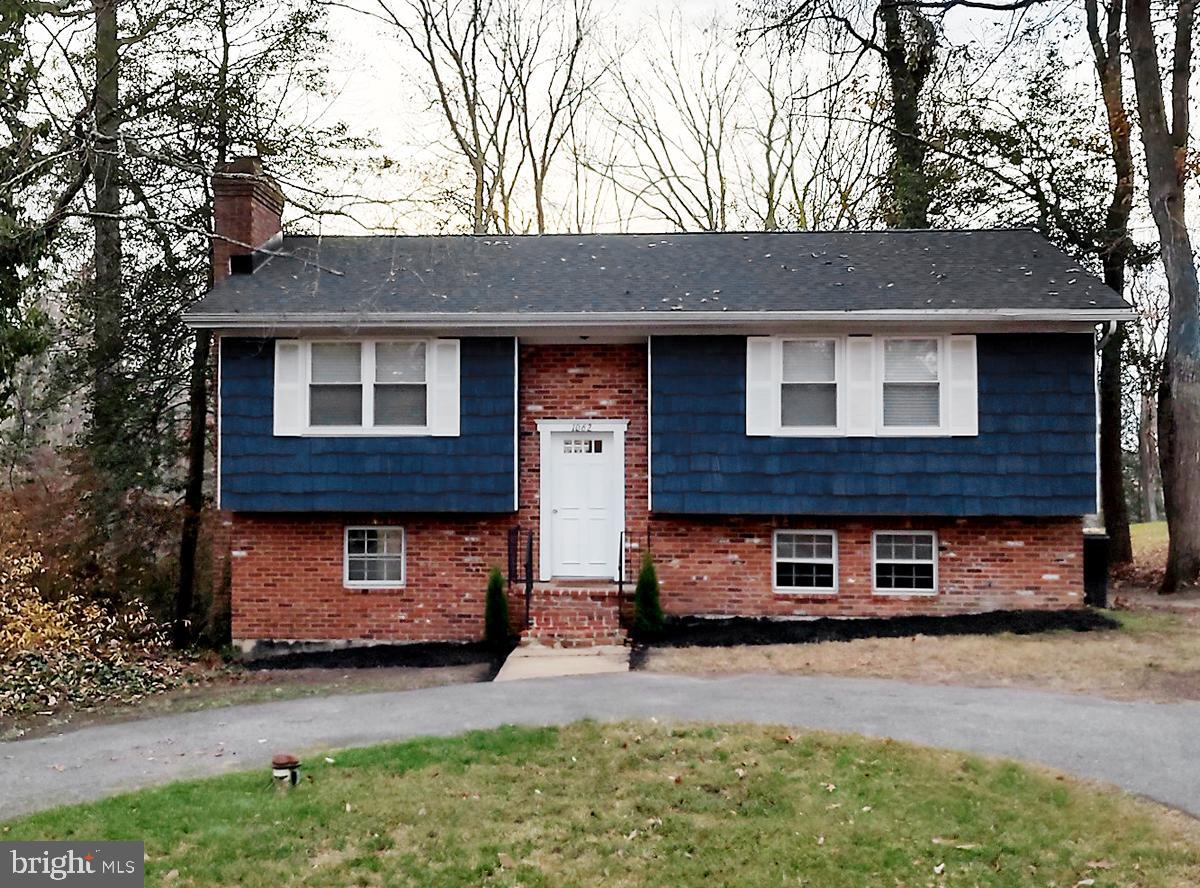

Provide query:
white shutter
left=273, top=340, right=304, bottom=436
left=844, top=336, right=876, bottom=436
left=947, top=334, right=978, bottom=436
left=430, top=338, right=461, bottom=437
left=745, top=337, right=778, bottom=436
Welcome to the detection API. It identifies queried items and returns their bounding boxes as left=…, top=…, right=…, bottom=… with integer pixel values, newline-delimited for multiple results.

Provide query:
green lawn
left=6, top=722, right=1199, bottom=886
left=1132, top=520, right=1170, bottom=564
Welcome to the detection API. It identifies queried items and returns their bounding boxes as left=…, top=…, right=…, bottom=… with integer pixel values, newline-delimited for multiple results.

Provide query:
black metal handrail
left=523, top=530, right=534, bottom=628
left=617, top=530, right=626, bottom=598
left=507, top=526, right=535, bottom=628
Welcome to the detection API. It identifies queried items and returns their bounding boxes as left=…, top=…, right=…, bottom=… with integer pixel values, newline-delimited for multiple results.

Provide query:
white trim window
left=310, top=340, right=427, bottom=430
left=344, top=526, right=405, bottom=587
left=273, top=338, right=460, bottom=437
left=880, top=337, right=942, bottom=432
left=873, top=530, right=938, bottom=594
left=781, top=339, right=841, bottom=431
left=746, top=334, right=976, bottom=438
left=773, top=529, right=838, bottom=593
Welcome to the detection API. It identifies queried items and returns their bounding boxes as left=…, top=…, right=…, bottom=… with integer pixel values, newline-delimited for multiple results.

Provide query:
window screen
left=781, top=340, right=837, bottom=428
left=374, top=341, right=427, bottom=426
left=310, top=343, right=363, bottom=426
left=883, top=339, right=940, bottom=427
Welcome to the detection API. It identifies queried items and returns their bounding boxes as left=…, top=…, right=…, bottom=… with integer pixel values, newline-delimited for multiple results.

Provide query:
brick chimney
left=211, top=156, right=285, bottom=284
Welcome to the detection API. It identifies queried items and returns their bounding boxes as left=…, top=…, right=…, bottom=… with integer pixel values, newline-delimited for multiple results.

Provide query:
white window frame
left=343, top=525, right=406, bottom=588
left=772, top=529, right=838, bottom=594
left=778, top=337, right=844, bottom=436
left=305, top=339, right=432, bottom=436
left=875, top=336, right=949, bottom=436
left=872, top=530, right=938, bottom=596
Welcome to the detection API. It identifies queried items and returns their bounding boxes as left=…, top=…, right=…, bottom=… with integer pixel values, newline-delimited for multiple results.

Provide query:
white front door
left=548, top=430, right=617, bottom=578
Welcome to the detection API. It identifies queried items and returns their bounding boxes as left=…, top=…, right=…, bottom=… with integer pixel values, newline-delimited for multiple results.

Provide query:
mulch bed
left=630, top=609, right=1119, bottom=665
left=241, top=640, right=513, bottom=672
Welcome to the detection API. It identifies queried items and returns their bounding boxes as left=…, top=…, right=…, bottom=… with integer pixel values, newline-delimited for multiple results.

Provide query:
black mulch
left=241, top=640, right=515, bottom=673
left=629, top=609, right=1119, bottom=668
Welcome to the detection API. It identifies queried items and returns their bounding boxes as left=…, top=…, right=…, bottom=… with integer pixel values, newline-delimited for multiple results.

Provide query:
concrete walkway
left=2, top=674, right=1196, bottom=819
left=494, top=644, right=629, bottom=681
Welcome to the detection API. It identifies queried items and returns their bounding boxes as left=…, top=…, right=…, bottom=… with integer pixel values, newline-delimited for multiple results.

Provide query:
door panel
left=550, top=432, right=615, bottom=577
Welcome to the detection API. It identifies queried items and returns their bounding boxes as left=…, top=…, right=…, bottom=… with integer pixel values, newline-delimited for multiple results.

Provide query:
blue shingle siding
left=650, top=334, right=1097, bottom=516
left=219, top=337, right=515, bottom=512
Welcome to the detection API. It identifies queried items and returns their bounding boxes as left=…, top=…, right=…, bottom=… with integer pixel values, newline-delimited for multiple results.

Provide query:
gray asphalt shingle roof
left=184, top=229, right=1128, bottom=324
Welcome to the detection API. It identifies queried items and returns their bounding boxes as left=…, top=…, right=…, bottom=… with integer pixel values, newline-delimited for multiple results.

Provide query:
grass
left=5, top=721, right=1199, bottom=886
left=644, top=610, right=1200, bottom=701
left=1132, top=520, right=1170, bottom=558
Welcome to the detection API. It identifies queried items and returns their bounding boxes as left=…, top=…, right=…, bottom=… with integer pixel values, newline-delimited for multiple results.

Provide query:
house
left=185, top=158, right=1132, bottom=654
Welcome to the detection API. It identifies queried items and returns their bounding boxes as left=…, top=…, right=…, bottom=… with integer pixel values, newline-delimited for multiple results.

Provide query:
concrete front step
left=494, top=644, right=630, bottom=681
left=520, top=583, right=627, bottom=648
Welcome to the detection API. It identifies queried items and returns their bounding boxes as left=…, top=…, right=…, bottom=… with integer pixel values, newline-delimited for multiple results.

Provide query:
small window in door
left=563, top=438, right=603, bottom=453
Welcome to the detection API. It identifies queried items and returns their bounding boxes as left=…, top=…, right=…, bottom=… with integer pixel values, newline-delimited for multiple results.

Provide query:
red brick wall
left=647, top=515, right=1084, bottom=617
left=228, top=342, right=1085, bottom=646
left=516, top=343, right=650, bottom=573
left=230, top=513, right=514, bottom=644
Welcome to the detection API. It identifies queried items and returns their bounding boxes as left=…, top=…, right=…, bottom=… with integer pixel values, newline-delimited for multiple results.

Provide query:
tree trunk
left=1126, top=0, right=1200, bottom=592
left=1099, top=323, right=1133, bottom=563
left=473, top=158, right=486, bottom=234
left=91, top=0, right=123, bottom=496
left=1087, top=0, right=1134, bottom=565
left=1139, top=391, right=1160, bottom=522
left=174, top=0, right=229, bottom=647
left=879, top=0, right=935, bottom=229
left=174, top=331, right=210, bottom=646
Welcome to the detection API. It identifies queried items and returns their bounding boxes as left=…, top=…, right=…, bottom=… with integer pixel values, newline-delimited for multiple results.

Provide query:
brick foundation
left=227, top=342, right=1085, bottom=647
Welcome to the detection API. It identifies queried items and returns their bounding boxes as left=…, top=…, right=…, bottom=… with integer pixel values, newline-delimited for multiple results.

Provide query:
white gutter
left=184, top=307, right=1135, bottom=329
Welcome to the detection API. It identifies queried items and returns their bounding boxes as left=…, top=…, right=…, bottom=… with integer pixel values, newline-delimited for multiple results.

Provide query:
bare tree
left=372, top=0, right=521, bottom=234
left=1126, top=0, right=1199, bottom=591
left=1127, top=271, right=1168, bottom=523
left=507, top=0, right=597, bottom=233
left=754, top=0, right=940, bottom=228
left=599, top=14, right=745, bottom=231
left=1086, top=0, right=1134, bottom=565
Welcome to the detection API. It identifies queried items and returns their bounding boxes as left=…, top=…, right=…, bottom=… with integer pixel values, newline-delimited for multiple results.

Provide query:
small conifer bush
left=633, top=553, right=665, bottom=635
left=484, top=566, right=511, bottom=647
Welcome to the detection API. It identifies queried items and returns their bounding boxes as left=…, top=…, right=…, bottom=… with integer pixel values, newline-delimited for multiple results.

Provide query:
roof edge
left=185, top=307, right=1135, bottom=329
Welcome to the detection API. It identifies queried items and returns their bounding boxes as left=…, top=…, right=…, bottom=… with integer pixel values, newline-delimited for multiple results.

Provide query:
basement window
left=773, top=530, right=837, bottom=593
left=873, top=531, right=937, bottom=594
left=344, top=526, right=405, bottom=588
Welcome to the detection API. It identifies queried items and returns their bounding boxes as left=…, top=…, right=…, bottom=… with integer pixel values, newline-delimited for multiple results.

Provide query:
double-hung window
left=773, top=530, right=838, bottom=593
left=306, top=340, right=429, bottom=431
left=344, top=526, right=405, bottom=587
left=780, top=339, right=839, bottom=430
left=746, top=334, right=975, bottom=438
left=310, top=343, right=366, bottom=426
left=873, top=531, right=937, bottom=594
left=881, top=338, right=941, bottom=430
left=373, top=342, right=428, bottom=426
left=274, top=338, right=460, bottom=438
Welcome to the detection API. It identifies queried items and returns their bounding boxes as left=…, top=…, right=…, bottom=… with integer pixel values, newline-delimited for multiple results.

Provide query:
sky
left=268, top=0, right=1183, bottom=243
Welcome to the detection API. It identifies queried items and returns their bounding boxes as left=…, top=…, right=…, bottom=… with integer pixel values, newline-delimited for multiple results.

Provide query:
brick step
left=520, top=582, right=627, bottom=648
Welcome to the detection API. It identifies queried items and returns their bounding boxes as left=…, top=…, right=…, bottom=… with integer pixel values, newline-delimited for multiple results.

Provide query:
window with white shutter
left=272, top=338, right=460, bottom=437
left=745, top=334, right=977, bottom=438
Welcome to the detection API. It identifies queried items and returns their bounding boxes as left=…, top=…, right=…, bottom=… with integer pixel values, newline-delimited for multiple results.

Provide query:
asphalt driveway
left=2, top=673, right=1196, bottom=819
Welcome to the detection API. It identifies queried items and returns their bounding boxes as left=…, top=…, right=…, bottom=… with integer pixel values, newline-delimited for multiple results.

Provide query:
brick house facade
left=189, top=158, right=1126, bottom=653
left=228, top=340, right=1082, bottom=648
